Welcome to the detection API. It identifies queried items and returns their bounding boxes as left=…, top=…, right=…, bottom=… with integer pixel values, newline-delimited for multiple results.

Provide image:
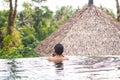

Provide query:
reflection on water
left=55, top=62, right=64, bottom=77
left=8, top=59, right=17, bottom=80
left=0, top=56, right=120, bottom=80
left=55, top=62, right=64, bottom=70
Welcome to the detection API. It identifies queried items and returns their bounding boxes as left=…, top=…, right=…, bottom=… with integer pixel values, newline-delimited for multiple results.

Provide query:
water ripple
left=0, top=56, right=120, bottom=80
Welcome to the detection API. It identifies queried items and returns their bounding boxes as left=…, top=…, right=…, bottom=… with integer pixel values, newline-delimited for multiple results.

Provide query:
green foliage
left=0, top=33, right=38, bottom=59
left=0, top=27, right=22, bottom=59
left=18, top=47, right=39, bottom=57
left=1, top=27, right=21, bottom=49
left=0, top=26, right=7, bottom=36
left=4, top=0, right=9, bottom=2
left=23, top=2, right=32, bottom=9
left=54, top=6, right=75, bottom=24
left=3, top=27, right=21, bottom=47
left=0, top=27, right=7, bottom=42
left=105, top=8, right=115, bottom=18
left=0, top=1, right=76, bottom=59
left=19, top=26, right=35, bottom=36
left=30, top=6, right=54, bottom=40
left=100, top=6, right=115, bottom=18
left=19, top=26, right=39, bottom=48
left=0, top=47, right=23, bottom=59
left=17, top=2, right=33, bottom=27
left=0, top=10, right=9, bottom=28
left=0, top=46, right=39, bottom=59
left=22, top=34, right=39, bottom=48
left=0, top=11, right=9, bottom=47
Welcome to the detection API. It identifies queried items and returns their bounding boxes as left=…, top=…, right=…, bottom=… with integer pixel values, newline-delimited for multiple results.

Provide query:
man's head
left=54, top=43, right=64, bottom=55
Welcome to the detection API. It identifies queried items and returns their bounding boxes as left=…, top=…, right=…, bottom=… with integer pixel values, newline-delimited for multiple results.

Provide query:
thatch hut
left=35, top=0, right=120, bottom=56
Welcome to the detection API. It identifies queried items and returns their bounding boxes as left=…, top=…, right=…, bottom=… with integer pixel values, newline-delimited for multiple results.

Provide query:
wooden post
left=115, top=0, right=120, bottom=21
left=88, top=0, right=94, bottom=6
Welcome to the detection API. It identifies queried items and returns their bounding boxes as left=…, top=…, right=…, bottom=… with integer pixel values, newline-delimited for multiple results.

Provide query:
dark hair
left=54, top=43, right=64, bottom=55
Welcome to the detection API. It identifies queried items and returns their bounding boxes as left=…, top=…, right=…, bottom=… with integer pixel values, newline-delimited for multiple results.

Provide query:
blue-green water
left=0, top=56, right=120, bottom=80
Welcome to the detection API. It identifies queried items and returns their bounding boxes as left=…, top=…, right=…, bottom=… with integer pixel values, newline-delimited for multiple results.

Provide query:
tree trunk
left=115, top=0, right=120, bottom=21
left=8, top=0, right=17, bottom=34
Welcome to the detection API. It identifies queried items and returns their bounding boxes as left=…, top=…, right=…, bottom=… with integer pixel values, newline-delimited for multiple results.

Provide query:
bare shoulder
left=63, top=56, right=69, bottom=60
left=48, top=56, right=69, bottom=62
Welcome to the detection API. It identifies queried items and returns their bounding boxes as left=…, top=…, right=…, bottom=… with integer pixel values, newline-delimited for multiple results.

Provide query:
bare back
left=48, top=55, right=69, bottom=62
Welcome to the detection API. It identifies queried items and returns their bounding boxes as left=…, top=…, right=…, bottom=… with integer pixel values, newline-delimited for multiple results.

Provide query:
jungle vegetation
left=0, top=0, right=119, bottom=59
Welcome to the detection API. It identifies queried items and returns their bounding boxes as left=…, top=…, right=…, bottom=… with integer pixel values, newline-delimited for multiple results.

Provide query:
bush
left=22, top=34, right=39, bottom=48
left=0, top=47, right=39, bottom=59
left=0, top=47, right=23, bottom=59
left=18, top=47, right=39, bottom=57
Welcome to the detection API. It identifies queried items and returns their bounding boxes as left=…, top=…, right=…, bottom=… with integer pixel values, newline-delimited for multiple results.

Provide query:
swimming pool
left=0, top=56, right=120, bottom=80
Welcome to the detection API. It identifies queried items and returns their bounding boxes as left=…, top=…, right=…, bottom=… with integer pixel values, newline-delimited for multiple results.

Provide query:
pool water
left=0, top=56, right=120, bottom=80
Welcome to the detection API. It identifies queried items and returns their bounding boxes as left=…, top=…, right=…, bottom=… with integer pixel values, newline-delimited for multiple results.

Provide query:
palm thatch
left=35, top=5, right=120, bottom=56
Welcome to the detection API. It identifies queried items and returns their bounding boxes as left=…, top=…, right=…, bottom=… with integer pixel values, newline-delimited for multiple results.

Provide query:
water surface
left=0, top=56, right=120, bottom=80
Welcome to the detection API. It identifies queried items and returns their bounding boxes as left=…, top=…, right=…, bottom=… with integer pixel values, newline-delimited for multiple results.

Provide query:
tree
left=8, top=0, right=17, bottom=34
left=17, top=2, right=33, bottom=26
left=54, top=6, right=75, bottom=25
left=115, top=0, right=120, bottom=21
left=32, top=6, right=53, bottom=40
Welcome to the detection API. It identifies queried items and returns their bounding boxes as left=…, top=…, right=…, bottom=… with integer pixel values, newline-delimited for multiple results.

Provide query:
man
left=48, top=43, right=69, bottom=62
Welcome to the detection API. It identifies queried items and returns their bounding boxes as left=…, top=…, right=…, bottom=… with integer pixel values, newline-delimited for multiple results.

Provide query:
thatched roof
left=35, top=5, right=120, bottom=56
